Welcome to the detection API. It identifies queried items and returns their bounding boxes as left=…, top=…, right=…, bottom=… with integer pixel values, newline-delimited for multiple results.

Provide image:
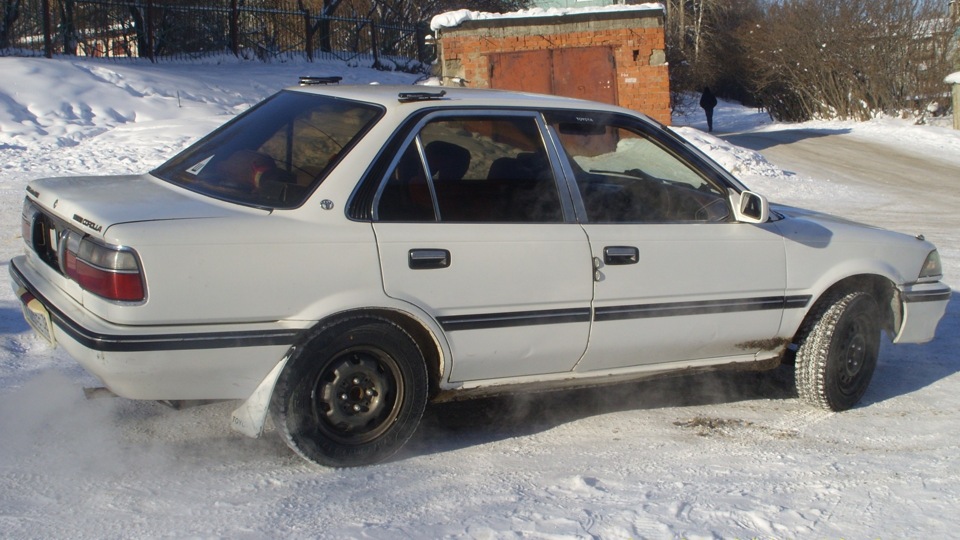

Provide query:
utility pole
left=948, top=1, right=960, bottom=129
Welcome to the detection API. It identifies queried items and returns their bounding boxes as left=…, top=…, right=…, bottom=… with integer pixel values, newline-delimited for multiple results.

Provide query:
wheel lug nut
left=353, top=404, right=361, bottom=412
left=352, top=378, right=361, bottom=384
left=340, top=393, right=348, bottom=400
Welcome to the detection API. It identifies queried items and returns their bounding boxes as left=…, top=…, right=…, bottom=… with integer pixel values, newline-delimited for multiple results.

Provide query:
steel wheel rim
left=836, top=315, right=870, bottom=396
left=311, top=346, right=404, bottom=445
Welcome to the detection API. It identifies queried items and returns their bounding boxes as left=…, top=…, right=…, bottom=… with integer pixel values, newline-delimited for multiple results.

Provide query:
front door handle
left=603, top=246, right=639, bottom=265
left=409, top=249, right=451, bottom=270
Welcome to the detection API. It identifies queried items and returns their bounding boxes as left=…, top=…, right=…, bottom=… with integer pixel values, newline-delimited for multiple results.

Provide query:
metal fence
left=0, top=0, right=431, bottom=69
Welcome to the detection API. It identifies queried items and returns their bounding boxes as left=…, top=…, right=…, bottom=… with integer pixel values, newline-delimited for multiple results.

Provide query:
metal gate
left=488, top=46, right=618, bottom=105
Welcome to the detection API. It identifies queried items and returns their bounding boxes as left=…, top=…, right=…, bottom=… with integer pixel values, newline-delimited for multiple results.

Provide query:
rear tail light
left=21, top=200, right=34, bottom=246
left=61, top=231, right=145, bottom=302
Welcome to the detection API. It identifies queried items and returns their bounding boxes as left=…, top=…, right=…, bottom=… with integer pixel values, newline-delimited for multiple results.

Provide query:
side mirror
left=730, top=191, right=770, bottom=224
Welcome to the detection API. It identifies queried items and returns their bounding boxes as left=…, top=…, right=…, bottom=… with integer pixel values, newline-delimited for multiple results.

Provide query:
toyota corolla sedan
left=11, top=82, right=950, bottom=467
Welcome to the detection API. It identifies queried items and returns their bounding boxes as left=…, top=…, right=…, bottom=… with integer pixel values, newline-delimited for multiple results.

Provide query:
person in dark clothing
left=699, top=87, right=718, bottom=132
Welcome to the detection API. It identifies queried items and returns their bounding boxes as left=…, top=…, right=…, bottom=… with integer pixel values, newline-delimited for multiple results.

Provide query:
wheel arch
left=268, top=309, right=435, bottom=466
left=231, top=306, right=446, bottom=442
left=799, top=274, right=901, bottom=342
left=304, top=307, right=446, bottom=399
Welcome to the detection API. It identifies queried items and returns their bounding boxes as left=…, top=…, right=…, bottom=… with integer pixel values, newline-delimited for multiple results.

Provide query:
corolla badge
left=73, top=214, right=103, bottom=233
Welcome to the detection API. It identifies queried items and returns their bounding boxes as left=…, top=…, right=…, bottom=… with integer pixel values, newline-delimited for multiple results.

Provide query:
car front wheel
left=271, top=317, right=428, bottom=467
left=795, top=291, right=881, bottom=411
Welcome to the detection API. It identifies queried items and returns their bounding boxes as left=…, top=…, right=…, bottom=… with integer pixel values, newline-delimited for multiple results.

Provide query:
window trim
left=348, top=106, right=745, bottom=223
left=369, top=109, right=577, bottom=224
left=153, top=90, right=385, bottom=211
left=542, top=110, right=736, bottom=225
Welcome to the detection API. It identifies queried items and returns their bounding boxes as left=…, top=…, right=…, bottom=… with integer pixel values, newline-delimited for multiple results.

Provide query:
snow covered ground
left=1, top=57, right=958, bottom=538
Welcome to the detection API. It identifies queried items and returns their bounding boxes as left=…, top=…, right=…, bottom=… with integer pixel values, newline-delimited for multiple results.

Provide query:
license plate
left=17, top=287, right=56, bottom=347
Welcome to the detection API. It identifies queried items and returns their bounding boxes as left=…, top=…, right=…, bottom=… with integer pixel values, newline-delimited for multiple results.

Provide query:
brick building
left=431, top=6, right=671, bottom=125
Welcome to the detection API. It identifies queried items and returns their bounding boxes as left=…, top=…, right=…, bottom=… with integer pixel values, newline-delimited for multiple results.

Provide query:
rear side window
left=154, top=91, right=382, bottom=209
left=376, top=115, right=563, bottom=223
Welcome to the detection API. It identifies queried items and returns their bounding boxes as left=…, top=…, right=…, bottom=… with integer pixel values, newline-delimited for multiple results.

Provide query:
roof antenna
left=299, top=76, right=343, bottom=86
left=398, top=90, right=447, bottom=103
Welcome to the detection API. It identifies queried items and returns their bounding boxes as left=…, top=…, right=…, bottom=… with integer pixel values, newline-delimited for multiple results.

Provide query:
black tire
left=795, top=291, right=881, bottom=411
left=270, top=317, right=428, bottom=467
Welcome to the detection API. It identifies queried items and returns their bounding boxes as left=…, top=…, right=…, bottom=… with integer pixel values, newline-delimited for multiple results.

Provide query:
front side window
left=547, top=113, right=730, bottom=223
left=376, top=115, right=564, bottom=223
left=154, top=91, right=382, bottom=209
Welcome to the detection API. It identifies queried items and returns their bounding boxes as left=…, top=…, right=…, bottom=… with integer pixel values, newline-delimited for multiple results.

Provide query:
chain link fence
left=0, top=0, right=431, bottom=70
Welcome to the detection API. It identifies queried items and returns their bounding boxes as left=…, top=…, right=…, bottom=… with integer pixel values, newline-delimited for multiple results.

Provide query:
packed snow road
left=723, top=128, right=960, bottom=196
left=723, top=127, right=960, bottom=280
left=1, top=60, right=959, bottom=538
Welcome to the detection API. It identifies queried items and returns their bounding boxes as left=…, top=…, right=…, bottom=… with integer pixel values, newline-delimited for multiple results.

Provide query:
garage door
left=488, top=46, right=618, bottom=105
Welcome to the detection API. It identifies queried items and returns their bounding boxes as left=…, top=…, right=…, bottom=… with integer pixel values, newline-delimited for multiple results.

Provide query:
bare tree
left=740, top=0, right=954, bottom=121
left=314, top=0, right=528, bottom=26
left=666, top=0, right=749, bottom=68
left=666, top=0, right=763, bottom=109
left=1, top=0, right=21, bottom=49
left=301, top=0, right=527, bottom=55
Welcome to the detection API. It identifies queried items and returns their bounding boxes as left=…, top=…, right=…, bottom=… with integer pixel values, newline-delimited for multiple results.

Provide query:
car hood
left=771, top=203, right=882, bottom=229
left=771, top=202, right=930, bottom=253
left=26, top=174, right=260, bottom=236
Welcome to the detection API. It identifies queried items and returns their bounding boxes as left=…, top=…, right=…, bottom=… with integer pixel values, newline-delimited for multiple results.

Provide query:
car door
left=544, top=112, right=790, bottom=372
left=372, top=111, right=593, bottom=383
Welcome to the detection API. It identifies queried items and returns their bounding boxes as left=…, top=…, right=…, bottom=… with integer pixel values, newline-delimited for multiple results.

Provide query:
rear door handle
left=603, top=246, right=639, bottom=265
left=409, top=249, right=451, bottom=269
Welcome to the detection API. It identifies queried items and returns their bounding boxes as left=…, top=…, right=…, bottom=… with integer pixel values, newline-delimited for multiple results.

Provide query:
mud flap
left=230, top=357, right=289, bottom=438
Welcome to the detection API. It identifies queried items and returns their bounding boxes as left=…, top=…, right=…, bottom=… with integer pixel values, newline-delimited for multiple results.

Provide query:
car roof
left=287, top=83, right=642, bottom=117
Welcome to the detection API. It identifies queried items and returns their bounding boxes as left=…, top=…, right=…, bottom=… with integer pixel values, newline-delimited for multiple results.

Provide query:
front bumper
left=10, top=256, right=300, bottom=400
left=895, top=281, right=952, bottom=344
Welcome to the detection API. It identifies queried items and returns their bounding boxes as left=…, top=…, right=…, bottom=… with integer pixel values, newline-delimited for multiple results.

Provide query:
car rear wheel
left=271, top=317, right=428, bottom=467
left=795, top=291, right=881, bottom=411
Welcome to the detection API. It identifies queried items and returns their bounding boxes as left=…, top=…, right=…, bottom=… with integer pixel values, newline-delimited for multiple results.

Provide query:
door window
left=547, top=115, right=730, bottom=223
left=376, top=116, right=564, bottom=223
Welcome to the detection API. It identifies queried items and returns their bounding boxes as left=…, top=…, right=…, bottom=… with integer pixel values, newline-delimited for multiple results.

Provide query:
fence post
left=300, top=2, right=312, bottom=61
left=953, top=83, right=960, bottom=130
left=61, top=0, right=76, bottom=55
left=370, top=22, right=381, bottom=69
left=230, top=0, right=239, bottom=57
left=41, top=0, right=52, bottom=57
left=145, top=0, right=155, bottom=62
left=415, top=22, right=427, bottom=65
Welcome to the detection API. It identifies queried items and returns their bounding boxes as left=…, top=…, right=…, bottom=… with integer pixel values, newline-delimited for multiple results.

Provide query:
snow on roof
left=946, top=72, right=960, bottom=85
left=430, top=3, right=665, bottom=33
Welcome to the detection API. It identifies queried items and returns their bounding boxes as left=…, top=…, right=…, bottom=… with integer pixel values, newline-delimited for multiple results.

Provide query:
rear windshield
left=153, top=91, right=382, bottom=209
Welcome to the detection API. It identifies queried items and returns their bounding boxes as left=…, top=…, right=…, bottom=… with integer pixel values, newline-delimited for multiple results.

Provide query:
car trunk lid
left=26, top=174, right=258, bottom=237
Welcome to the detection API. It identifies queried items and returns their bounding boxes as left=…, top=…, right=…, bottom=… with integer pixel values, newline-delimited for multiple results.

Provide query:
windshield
left=153, top=91, right=382, bottom=209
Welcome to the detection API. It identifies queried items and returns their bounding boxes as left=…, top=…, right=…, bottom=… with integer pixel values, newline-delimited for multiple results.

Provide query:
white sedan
left=11, top=82, right=950, bottom=467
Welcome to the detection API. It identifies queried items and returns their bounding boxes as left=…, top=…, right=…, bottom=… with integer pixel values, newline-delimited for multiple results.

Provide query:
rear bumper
left=895, top=282, right=952, bottom=344
left=10, top=256, right=300, bottom=400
